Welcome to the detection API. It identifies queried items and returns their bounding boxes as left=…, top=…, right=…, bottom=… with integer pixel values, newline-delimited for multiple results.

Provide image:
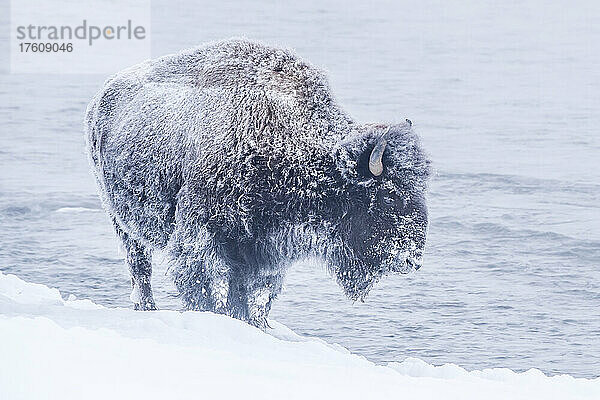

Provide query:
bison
left=85, top=39, right=431, bottom=328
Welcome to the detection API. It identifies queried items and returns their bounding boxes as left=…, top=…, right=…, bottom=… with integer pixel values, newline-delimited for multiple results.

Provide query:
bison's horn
left=368, top=136, right=387, bottom=176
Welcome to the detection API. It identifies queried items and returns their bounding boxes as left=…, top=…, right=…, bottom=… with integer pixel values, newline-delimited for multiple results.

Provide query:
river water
left=1, top=0, right=599, bottom=377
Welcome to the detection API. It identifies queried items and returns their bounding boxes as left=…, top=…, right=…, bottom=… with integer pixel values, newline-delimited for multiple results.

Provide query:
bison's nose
left=405, top=247, right=424, bottom=271
left=391, top=251, right=423, bottom=273
left=406, top=256, right=423, bottom=271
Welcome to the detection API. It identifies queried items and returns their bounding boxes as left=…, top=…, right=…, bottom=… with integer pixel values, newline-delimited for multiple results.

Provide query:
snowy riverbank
left=0, top=271, right=597, bottom=400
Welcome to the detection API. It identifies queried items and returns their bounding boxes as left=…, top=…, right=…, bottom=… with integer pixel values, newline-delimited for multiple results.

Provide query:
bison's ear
left=333, top=125, right=391, bottom=183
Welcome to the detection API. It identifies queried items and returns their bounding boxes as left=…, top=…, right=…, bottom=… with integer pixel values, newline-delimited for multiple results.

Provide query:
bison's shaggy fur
left=85, top=39, right=431, bottom=328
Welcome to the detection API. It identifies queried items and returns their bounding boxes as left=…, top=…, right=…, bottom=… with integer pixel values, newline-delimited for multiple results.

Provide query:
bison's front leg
left=246, top=270, right=283, bottom=330
left=171, top=247, right=231, bottom=314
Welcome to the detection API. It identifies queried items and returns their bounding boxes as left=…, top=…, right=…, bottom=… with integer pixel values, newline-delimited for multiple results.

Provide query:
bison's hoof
left=133, top=301, right=157, bottom=311
left=249, top=317, right=272, bottom=331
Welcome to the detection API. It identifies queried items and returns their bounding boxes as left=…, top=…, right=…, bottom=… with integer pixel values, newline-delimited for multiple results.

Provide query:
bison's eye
left=383, top=196, right=394, bottom=206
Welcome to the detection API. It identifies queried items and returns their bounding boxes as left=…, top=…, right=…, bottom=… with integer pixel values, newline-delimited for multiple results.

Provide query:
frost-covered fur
left=85, top=39, right=431, bottom=328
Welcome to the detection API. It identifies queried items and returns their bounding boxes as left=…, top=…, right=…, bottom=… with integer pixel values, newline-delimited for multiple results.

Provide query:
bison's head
left=330, top=120, right=431, bottom=300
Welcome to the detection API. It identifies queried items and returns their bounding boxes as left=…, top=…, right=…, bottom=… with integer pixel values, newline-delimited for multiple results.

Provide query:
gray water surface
left=1, top=0, right=599, bottom=378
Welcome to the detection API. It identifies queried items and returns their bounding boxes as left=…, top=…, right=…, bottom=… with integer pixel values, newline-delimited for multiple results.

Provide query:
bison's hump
left=143, top=39, right=334, bottom=110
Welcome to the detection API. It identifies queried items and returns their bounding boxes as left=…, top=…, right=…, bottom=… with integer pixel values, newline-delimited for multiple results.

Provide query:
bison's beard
left=323, top=241, right=384, bottom=302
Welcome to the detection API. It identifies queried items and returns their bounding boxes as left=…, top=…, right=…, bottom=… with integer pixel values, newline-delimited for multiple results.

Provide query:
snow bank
left=0, top=271, right=597, bottom=400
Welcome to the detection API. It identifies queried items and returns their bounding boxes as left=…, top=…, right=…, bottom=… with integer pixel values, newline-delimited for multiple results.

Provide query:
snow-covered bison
left=85, top=39, right=431, bottom=328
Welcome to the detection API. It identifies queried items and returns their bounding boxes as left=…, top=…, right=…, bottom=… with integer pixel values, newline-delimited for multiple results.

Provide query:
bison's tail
left=84, top=77, right=115, bottom=169
left=83, top=75, right=120, bottom=205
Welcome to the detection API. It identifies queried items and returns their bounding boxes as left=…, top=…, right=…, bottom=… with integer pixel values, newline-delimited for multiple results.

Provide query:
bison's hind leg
left=114, top=221, right=157, bottom=311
